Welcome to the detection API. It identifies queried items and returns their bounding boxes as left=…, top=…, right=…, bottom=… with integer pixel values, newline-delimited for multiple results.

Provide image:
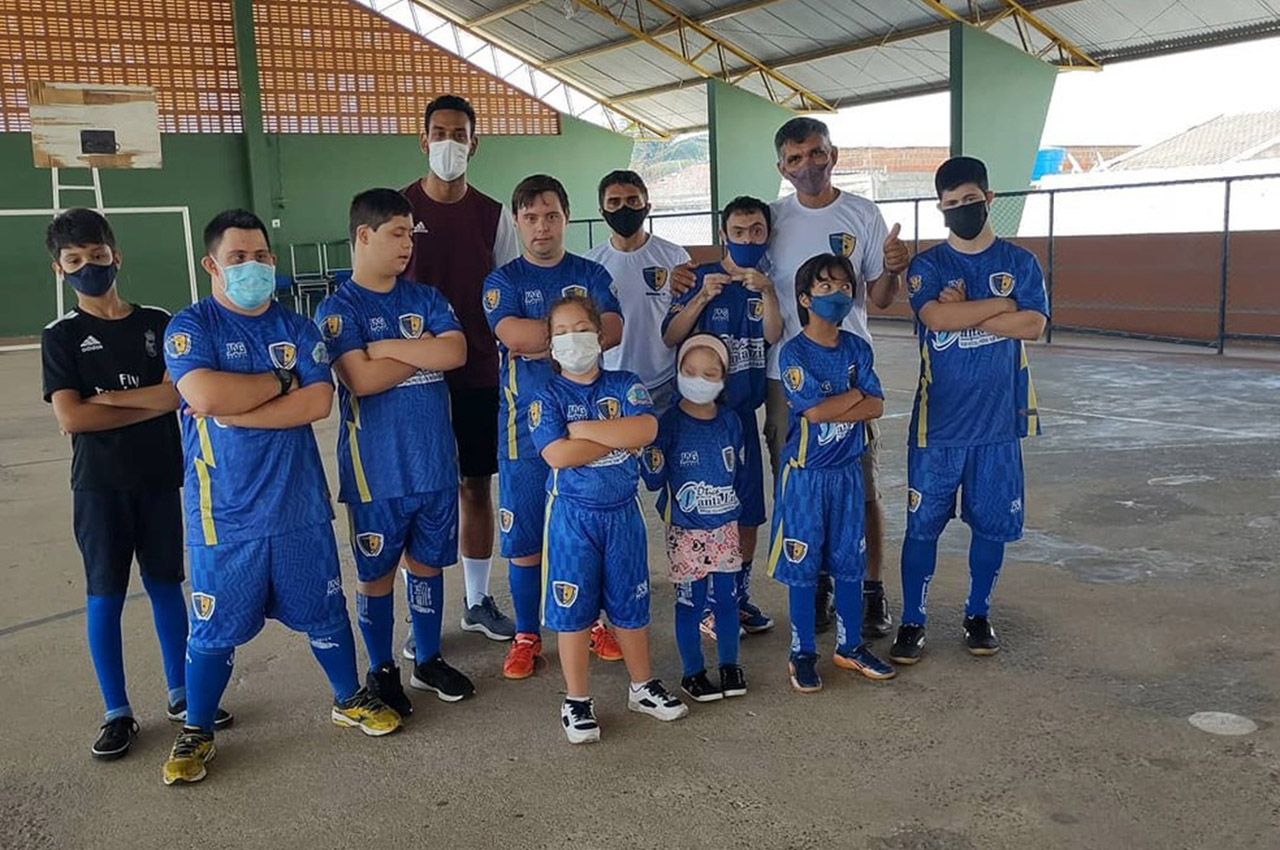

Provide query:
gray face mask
left=784, top=158, right=834, bottom=196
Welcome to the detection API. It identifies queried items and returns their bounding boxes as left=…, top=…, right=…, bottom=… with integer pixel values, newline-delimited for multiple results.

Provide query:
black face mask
left=943, top=200, right=988, bottom=240
left=602, top=205, right=649, bottom=239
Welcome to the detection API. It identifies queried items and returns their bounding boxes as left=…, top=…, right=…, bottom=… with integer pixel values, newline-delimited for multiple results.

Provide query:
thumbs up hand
left=883, top=222, right=910, bottom=275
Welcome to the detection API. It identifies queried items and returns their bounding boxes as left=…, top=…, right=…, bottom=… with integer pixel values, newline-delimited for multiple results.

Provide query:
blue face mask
left=808, top=291, right=854, bottom=324
left=725, top=240, right=767, bottom=270
left=220, top=260, right=276, bottom=310
left=64, top=261, right=117, bottom=297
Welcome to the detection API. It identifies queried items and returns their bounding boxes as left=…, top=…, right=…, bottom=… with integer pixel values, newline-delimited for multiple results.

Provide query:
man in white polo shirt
left=764, top=116, right=911, bottom=641
left=585, top=169, right=694, bottom=415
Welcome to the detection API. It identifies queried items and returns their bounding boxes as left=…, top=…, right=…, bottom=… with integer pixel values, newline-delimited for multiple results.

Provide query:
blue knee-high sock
left=185, top=646, right=234, bottom=732
left=834, top=580, right=864, bottom=652
left=406, top=573, right=444, bottom=663
left=86, top=594, right=130, bottom=721
left=736, top=560, right=754, bottom=607
left=509, top=562, right=542, bottom=636
left=309, top=621, right=360, bottom=702
left=711, top=572, right=740, bottom=666
left=673, top=578, right=708, bottom=676
left=901, top=536, right=939, bottom=626
left=966, top=535, right=1005, bottom=618
left=787, top=584, right=817, bottom=656
left=142, top=577, right=188, bottom=704
left=356, top=591, right=394, bottom=670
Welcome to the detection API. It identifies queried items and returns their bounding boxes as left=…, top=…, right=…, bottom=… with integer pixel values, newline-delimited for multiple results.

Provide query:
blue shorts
left=767, top=463, right=866, bottom=588
left=187, top=523, right=348, bottom=651
left=345, top=488, right=459, bottom=581
left=543, top=495, right=649, bottom=632
left=499, top=457, right=549, bottom=559
left=906, top=440, right=1025, bottom=543
left=733, top=405, right=766, bottom=528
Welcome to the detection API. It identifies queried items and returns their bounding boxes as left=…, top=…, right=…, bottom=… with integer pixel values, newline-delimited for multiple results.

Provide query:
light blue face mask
left=219, top=260, right=276, bottom=309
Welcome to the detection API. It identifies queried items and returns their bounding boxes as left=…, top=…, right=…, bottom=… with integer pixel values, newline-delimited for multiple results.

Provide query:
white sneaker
left=561, top=698, right=601, bottom=744
left=627, top=679, right=689, bottom=722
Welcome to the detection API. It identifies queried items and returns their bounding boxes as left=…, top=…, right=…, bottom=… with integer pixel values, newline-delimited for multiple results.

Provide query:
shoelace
left=171, top=730, right=209, bottom=757
left=102, top=717, right=139, bottom=736
left=645, top=679, right=677, bottom=703
left=566, top=700, right=594, bottom=722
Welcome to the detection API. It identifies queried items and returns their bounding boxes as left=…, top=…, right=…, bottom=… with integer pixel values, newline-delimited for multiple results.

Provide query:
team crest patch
left=552, top=581, right=579, bottom=608
left=748, top=297, right=764, bottom=321
left=643, top=446, right=664, bottom=474
left=191, top=592, right=216, bottom=621
left=722, top=445, right=736, bottom=472
left=596, top=397, right=621, bottom=420
left=829, top=232, right=856, bottom=257
left=561, top=284, right=587, bottom=299
left=355, top=532, right=384, bottom=558
left=783, top=538, right=809, bottom=564
left=529, top=400, right=542, bottom=429
left=144, top=329, right=157, bottom=357
left=483, top=289, right=501, bottom=312
left=321, top=314, right=343, bottom=340
left=499, top=509, right=514, bottom=533
left=626, top=383, right=652, bottom=407
left=643, top=267, right=667, bottom=291
left=312, top=340, right=329, bottom=364
left=164, top=332, right=190, bottom=358
left=989, top=272, right=1015, bottom=297
left=907, top=488, right=922, bottom=513
left=268, top=341, right=297, bottom=370
left=399, top=313, right=424, bottom=338
left=784, top=366, right=804, bottom=392
left=847, top=363, right=858, bottom=389
left=907, top=275, right=922, bottom=295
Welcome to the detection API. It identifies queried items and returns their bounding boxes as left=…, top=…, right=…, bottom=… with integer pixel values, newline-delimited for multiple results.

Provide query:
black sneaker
left=814, top=573, right=834, bottom=634
left=861, top=582, right=893, bottom=639
left=680, top=669, right=723, bottom=703
left=91, top=716, right=139, bottom=761
left=461, top=595, right=516, bottom=641
left=409, top=653, right=475, bottom=702
left=719, top=663, right=747, bottom=698
left=166, top=700, right=235, bottom=729
left=889, top=623, right=927, bottom=665
left=963, top=616, right=1000, bottom=656
left=366, top=662, right=413, bottom=717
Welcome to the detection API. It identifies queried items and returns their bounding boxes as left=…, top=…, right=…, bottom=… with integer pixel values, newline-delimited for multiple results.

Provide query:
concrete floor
left=1, top=322, right=1277, bottom=850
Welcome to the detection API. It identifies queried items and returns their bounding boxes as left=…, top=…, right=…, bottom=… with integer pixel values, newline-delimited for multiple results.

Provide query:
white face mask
left=677, top=373, right=723, bottom=404
left=550, top=331, right=601, bottom=375
left=428, top=139, right=469, bottom=182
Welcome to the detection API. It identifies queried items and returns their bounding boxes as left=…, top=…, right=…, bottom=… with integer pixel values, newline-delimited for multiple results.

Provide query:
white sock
left=629, top=681, right=651, bottom=693
left=462, top=557, right=492, bottom=608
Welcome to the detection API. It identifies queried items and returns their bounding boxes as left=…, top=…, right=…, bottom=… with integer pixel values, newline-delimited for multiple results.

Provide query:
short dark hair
left=597, top=169, right=648, bottom=207
left=424, top=94, right=476, bottom=136
left=773, top=116, right=831, bottom=160
left=349, top=188, right=413, bottom=243
left=794, top=253, right=856, bottom=327
left=203, top=209, right=271, bottom=255
left=720, top=195, right=771, bottom=234
left=45, top=208, right=116, bottom=259
left=935, top=156, right=989, bottom=197
left=512, top=174, right=570, bottom=217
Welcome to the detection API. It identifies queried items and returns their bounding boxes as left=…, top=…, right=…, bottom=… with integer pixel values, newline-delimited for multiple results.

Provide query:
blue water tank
left=1032, top=147, right=1066, bottom=180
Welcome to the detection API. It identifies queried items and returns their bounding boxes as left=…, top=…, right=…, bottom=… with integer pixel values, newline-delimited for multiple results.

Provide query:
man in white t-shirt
left=764, top=116, right=911, bottom=642
left=585, top=170, right=694, bottom=414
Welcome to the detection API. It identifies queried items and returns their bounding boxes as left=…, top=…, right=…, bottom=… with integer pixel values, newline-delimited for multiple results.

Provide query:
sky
left=824, top=34, right=1280, bottom=148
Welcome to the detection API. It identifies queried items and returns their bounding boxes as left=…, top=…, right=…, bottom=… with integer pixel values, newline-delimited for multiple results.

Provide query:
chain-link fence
left=571, top=174, right=1280, bottom=353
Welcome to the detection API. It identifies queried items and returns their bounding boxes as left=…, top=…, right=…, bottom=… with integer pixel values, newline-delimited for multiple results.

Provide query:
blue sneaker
left=738, top=600, right=774, bottom=634
left=788, top=652, right=822, bottom=694
left=833, top=643, right=897, bottom=680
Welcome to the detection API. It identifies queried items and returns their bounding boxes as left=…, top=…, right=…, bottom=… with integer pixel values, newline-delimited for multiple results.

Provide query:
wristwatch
left=273, top=367, right=293, bottom=396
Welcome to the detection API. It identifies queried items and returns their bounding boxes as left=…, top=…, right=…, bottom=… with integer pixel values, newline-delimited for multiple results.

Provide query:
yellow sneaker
left=162, top=726, right=216, bottom=786
left=332, top=687, right=402, bottom=737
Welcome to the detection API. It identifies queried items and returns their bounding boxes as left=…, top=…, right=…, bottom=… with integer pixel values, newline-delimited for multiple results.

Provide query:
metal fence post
left=912, top=198, right=920, bottom=256
left=1217, top=179, right=1232, bottom=355
left=1046, top=190, right=1055, bottom=344
left=587, top=220, right=594, bottom=249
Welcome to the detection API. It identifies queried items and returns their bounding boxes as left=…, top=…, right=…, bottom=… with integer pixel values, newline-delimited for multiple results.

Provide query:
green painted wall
left=949, top=23, right=1057, bottom=234
left=706, top=79, right=795, bottom=228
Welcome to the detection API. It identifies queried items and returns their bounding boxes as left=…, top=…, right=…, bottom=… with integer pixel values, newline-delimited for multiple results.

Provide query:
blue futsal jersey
left=641, top=405, right=745, bottom=530
left=778, top=330, right=883, bottom=470
left=530, top=369, right=654, bottom=509
left=314, top=278, right=462, bottom=503
left=906, top=239, right=1048, bottom=448
left=164, top=298, right=334, bottom=546
left=663, top=263, right=768, bottom=412
left=483, top=254, right=620, bottom=462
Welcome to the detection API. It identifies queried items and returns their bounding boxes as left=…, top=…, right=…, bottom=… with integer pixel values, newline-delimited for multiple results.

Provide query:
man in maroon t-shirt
left=402, top=95, right=520, bottom=645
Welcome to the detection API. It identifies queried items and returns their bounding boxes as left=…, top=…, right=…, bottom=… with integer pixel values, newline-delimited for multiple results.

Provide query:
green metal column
left=231, top=0, right=274, bottom=224
left=706, top=78, right=795, bottom=230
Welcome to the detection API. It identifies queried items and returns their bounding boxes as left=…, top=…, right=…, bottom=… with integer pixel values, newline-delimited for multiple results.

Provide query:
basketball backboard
left=28, top=81, right=162, bottom=170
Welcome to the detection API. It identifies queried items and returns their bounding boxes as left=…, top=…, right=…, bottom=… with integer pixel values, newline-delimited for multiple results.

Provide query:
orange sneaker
left=503, top=632, right=542, bottom=680
left=589, top=621, right=624, bottom=662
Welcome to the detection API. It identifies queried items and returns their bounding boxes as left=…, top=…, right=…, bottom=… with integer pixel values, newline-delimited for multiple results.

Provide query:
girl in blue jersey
left=531, top=295, right=688, bottom=743
left=768, top=254, right=895, bottom=694
left=642, top=334, right=749, bottom=702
